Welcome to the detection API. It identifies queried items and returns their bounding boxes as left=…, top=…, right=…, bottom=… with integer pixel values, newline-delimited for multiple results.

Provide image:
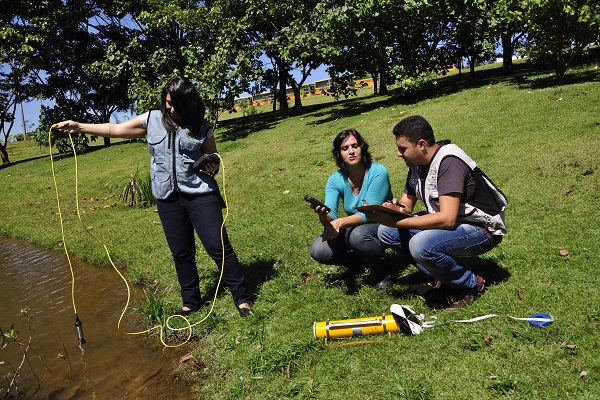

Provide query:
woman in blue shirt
left=309, top=129, right=395, bottom=290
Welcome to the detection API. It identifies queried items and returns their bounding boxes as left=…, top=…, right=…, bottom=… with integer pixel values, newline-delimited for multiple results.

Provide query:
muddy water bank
left=0, top=237, right=192, bottom=399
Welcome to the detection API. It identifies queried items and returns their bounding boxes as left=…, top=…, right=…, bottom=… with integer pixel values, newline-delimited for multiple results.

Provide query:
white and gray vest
left=146, top=111, right=217, bottom=200
left=412, top=143, right=507, bottom=236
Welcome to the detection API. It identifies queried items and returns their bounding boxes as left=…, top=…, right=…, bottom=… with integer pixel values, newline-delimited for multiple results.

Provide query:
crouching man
left=363, top=115, right=507, bottom=307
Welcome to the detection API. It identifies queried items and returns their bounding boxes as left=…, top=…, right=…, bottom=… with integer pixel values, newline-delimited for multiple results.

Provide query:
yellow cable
left=48, top=129, right=78, bottom=316
left=49, top=127, right=229, bottom=348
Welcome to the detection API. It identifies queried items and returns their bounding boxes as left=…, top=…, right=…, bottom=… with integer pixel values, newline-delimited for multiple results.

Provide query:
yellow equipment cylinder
left=313, top=315, right=399, bottom=339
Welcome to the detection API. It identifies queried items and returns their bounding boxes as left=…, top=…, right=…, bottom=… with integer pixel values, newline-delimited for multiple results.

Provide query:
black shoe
left=237, top=304, right=252, bottom=318
left=374, top=275, right=394, bottom=291
left=173, top=308, right=194, bottom=316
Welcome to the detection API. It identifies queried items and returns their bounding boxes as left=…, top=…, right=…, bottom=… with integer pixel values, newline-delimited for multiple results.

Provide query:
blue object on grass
left=528, top=313, right=553, bottom=328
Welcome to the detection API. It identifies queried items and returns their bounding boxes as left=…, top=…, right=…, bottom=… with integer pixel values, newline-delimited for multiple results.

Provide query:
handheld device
left=354, top=204, right=413, bottom=219
left=304, top=195, right=331, bottom=212
left=192, top=153, right=220, bottom=171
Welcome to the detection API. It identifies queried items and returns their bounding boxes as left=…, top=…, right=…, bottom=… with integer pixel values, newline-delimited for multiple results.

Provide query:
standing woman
left=309, top=129, right=395, bottom=290
left=54, top=76, right=252, bottom=318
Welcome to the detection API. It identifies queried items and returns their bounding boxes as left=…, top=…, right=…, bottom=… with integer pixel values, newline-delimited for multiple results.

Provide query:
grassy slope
left=2, top=58, right=599, bottom=399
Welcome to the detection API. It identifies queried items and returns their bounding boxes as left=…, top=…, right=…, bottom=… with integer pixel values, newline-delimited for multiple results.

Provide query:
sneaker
left=451, top=275, right=485, bottom=308
left=374, top=275, right=394, bottom=291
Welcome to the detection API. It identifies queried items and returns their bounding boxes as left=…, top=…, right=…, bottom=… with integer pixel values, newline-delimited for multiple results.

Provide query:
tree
left=0, top=0, right=43, bottom=165
left=243, top=0, right=323, bottom=109
left=34, top=1, right=137, bottom=150
left=445, top=0, right=497, bottom=78
left=0, top=69, right=23, bottom=165
left=490, top=0, right=529, bottom=75
left=106, top=1, right=264, bottom=123
left=320, top=0, right=454, bottom=96
left=192, top=3, right=264, bottom=121
left=279, top=6, right=327, bottom=107
left=319, top=0, right=401, bottom=95
left=386, top=0, right=456, bottom=88
left=1, top=1, right=140, bottom=154
left=526, top=0, right=600, bottom=82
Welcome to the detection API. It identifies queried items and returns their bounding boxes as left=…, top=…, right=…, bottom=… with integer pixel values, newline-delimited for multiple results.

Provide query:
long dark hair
left=160, top=76, right=207, bottom=133
left=332, top=128, right=372, bottom=170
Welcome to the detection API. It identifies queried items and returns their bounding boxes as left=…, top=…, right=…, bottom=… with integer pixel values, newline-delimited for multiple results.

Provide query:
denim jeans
left=157, top=191, right=249, bottom=310
left=310, top=223, right=392, bottom=280
left=378, top=223, right=499, bottom=289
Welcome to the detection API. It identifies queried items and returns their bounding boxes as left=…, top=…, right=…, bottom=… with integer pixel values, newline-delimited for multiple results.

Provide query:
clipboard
left=354, top=204, right=413, bottom=219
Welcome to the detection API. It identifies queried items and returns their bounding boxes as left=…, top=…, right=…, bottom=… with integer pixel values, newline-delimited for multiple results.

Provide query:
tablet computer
left=353, top=204, right=413, bottom=219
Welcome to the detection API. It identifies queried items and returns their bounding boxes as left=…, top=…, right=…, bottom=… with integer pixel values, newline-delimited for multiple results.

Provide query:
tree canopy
left=1, top=0, right=598, bottom=161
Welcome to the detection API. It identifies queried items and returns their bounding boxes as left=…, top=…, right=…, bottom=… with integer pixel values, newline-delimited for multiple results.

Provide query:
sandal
left=173, top=307, right=195, bottom=316
left=237, top=303, right=252, bottom=318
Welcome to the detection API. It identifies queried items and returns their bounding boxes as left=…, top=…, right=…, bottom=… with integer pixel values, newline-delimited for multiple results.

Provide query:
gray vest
left=146, top=111, right=217, bottom=200
left=412, top=143, right=508, bottom=236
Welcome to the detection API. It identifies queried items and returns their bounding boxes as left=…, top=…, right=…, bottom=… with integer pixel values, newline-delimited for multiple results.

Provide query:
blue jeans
left=310, top=223, right=391, bottom=281
left=377, top=223, right=499, bottom=289
left=157, top=191, right=249, bottom=310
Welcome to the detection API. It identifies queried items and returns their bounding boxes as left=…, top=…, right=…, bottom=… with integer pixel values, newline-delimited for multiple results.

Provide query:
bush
left=32, top=124, right=89, bottom=154
left=119, top=167, right=156, bottom=208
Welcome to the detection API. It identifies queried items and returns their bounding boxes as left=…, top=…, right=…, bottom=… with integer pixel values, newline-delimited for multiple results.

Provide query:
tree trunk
left=501, top=33, right=514, bottom=76
left=0, top=144, right=10, bottom=166
left=277, top=58, right=288, bottom=111
left=286, top=73, right=303, bottom=107
left=292, top=86, right=302, bottom=107
left=271, top=75, right=278, bottom=112
left=469, top=57, right=476, bottom=79
left=371, top=72, right=379, bottom=95
left=379, top=71, right=388, bottom=95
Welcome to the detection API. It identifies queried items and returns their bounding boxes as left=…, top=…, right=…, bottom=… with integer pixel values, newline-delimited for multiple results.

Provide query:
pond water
left=0, top=237, right=191, bottom=399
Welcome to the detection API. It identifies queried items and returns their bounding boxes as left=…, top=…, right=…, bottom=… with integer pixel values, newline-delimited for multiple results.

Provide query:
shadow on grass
left=216, top=49, right=599, bottom=141
left=202, top=258, right=278, bottom=306
left=321, top=252, right=407, bottom=295
left=0, top=153, right=49, bottom=169
left=323, top=267, right=364, bottom=295
left=394, top=257, right=511, bottom=309
left=1, top=138, right=138, bottom=170
left=319, top=251, right=511, bottom=303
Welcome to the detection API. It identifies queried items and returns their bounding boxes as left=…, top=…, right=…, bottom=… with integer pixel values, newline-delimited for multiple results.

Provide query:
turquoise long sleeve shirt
left=324, top=162, right=393, bottom=223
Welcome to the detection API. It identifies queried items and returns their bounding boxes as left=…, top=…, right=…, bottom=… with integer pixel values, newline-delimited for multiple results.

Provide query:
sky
left=9, top=65, right=330, bottom=140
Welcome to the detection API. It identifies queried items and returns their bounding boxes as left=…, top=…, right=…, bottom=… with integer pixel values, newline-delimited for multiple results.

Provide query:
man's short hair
left=392, top=115, right=436, bottom=146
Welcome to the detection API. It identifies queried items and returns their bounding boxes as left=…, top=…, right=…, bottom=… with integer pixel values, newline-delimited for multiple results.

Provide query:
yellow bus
left=301, top=83, right=316, bottom=96
left=233, top=95, right=253, bottom=110
left=355, top=77, right=374, bottom=88
left=314, top=78, right=333, bottom=94
left=252, top=92, right=274, bottom=106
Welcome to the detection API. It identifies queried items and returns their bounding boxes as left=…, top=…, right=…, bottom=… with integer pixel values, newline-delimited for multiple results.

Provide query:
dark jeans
left=157, top=191, right=249, bottom=310
left=309, top=223, right=392, bottom=281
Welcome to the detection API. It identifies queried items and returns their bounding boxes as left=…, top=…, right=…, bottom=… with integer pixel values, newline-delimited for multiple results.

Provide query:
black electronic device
left=304, top=195, right=331, bottom=212
left=75, top=313, right=86, bottom=345
left=192, top=153, right=220, bottom=171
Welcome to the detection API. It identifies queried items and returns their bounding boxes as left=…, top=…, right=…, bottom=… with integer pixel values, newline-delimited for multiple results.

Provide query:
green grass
left=2, top=57, right=600, bottom=399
